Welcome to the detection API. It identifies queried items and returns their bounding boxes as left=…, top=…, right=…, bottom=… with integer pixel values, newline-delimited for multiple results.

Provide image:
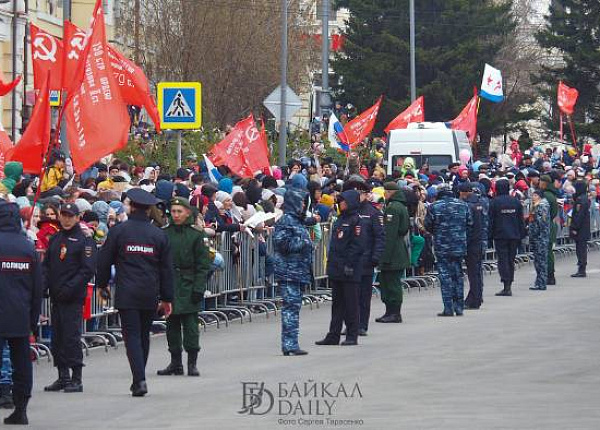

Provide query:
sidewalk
left=20, top=253, right=600, bottom=430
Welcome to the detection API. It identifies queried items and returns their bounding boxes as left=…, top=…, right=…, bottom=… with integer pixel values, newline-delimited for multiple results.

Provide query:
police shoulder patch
left=379, top=215, right=384, bottom=226
left=355, top=225, right=361, bottom=236
left=84, top=246, right=93, bottom=258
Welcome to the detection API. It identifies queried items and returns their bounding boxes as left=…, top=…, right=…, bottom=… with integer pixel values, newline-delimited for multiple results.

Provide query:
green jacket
left=544, top=183, right=559, bottom=220
left=380, top=190, right=410, bottom=271
left=164, top=220, right=211, bottom=315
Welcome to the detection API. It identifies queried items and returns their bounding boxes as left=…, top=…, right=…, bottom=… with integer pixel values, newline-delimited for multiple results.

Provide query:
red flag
left=7, top=73, right=51, bottom=174
left=344, top=97, right=383, bottom=146
left=0, top=122, right=12, bottom=180
left=30, top=24, right=63, bottom=92
left=209, top=115, right=269, bottom=177
left=64, top=20, right=161, bottom=131
left=62, top=20, right=87, bottom=90
left=450, top=94, right=479, bottom=144
left=64, top=1, right=130, bottom=173
left=558, top=81, right=578, bottom=116
left=385, top=96, right=425, bottom=133
left=0, top=74, right=21, bottom=97
left=107, top=46, right=161, bottom=132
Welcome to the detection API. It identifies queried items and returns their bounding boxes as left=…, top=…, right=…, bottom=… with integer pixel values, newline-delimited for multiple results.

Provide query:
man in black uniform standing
left=316, top=190, right=365, bottom=346
left=96, top=189, right=174, bottom=397
left=43, top=203, right=96, bottom=393
left=0, top=201, right=42, bottom=425
left=489, top=179, right=526, bottom=296
left=343, top=179, right=385, bottom=335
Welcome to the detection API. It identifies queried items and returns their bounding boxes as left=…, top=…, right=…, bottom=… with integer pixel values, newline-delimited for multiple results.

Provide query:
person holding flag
left=328, top=112, right=350, bottom=153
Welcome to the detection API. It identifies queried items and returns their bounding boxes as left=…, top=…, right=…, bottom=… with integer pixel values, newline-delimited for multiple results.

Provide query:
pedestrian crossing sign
left=157, top=82, right=202, bottom=130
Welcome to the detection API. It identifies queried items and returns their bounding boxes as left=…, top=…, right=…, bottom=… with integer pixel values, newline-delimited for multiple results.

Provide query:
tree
left=117, top=0, right=318, bottom=127
left=535, top=0, right=600, bottom=143
left=333, top=0, right=537, bottom=154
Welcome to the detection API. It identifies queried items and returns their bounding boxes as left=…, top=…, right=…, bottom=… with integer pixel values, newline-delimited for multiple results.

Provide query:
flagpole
left=409, top=0, right=416, bottom=102
left=278, top=0, right=288, bottom=167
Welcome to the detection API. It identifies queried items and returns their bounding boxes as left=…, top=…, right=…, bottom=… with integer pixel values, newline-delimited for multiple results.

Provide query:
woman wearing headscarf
left=211, top=191, right=245, bottom=233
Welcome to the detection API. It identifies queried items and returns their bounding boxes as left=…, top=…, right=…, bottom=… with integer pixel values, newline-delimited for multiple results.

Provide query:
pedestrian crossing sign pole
left=157, top=82, right=202, bottom=130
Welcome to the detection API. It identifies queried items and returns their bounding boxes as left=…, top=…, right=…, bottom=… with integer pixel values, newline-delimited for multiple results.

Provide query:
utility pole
left=320, top=0, right=330, bottom=115
left=134, top=0, right=140, bottom=63
left=11, top=0, right=18, bottom=140
left=278, top=0, right=288, bottom=167
left=409, top=0, right=416, bottom=102
left=60, top=0, right=72, bottom=154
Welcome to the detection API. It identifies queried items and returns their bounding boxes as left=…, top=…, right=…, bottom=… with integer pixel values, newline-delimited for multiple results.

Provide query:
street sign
left=263, top=85, right=303, bottom=122
left=49, top=90, right=61, bottom=107
left=157, top=82, right=202, bottom=130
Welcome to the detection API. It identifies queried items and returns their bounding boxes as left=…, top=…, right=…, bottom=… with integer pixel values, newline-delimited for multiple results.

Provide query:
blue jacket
left=463, top=193, right=489, bottom=252
left=273, top=189, right=313, bottom=284
left=489, top=180, right=526, bottom=240
left=358, top=200, right=385, bottom=270
left=425, top=192, right=473, bottom=258
left=0, top=201, right=42, bottom=337
left=327, top=190, right=366, bottom=282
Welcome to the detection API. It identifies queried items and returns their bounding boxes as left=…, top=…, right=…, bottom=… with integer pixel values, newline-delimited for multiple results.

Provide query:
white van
left=385, top=122, right=472, bottom=174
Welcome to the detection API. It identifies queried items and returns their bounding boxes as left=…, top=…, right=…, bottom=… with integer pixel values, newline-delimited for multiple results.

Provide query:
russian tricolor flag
left=328, top=112, right=350, bottom=152
left=203, top=154, right=223, bottom=183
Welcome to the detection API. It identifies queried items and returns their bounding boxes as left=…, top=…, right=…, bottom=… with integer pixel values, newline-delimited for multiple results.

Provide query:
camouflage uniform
left=273, top=189, right=313, bottom=352
left=529, top=199, right=550, bottom=289
left=425, top=187, right=473, bottom=315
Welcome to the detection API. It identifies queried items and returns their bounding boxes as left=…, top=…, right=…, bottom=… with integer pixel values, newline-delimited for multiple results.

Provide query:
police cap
left=127, top=188, right=160, bottom=207
left=171, top=197, right=191, bottom=210
left=60, top=203, right=79, bottom=216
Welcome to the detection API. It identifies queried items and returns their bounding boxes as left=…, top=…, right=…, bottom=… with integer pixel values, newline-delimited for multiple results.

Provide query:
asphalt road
left=16, top=252, right=600, bottom=430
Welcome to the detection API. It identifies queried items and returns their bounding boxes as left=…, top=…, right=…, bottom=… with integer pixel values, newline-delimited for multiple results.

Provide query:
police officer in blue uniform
left=97, top=189, right=174, bottom=397
left=316, top=190, right=366, bottom=346
left=425, top=184, right=472, bottom=317
left=343, top=178, right=385, bottom=335
left=0, top=201, right=42, bottom=425
left=489, top=179, right=526, bottom=296
left=43, top=203, right=96, bottom=394
left=459, top=182, right=488, bottom=309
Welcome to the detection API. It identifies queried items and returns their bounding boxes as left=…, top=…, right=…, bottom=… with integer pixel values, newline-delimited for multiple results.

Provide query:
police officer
left=272, top=188, right=313, bottom=356
left=425, top=184, right=472, bottom=316
left=529, top=190, right=551, bottom=290
left=343, top=178, right=385, bottom=334
left=157, top=197, right=210, bottom=376
left=489, top=179, right=527, bottom=296
left=43, top=203, right=96, bottom=393
left=96, top=189, right=174, bottom=397
left=316, top=190, right=365, bottom=346
left=0, top=201, right=42, bottom=425
left=570, top=181, right=591, bottom=277
left=459, top=182, right=488, bottom=309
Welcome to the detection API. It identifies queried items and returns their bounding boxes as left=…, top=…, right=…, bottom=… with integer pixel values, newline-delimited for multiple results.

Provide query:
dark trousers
left=120, top=309, right=154, bottom=384
left=0, top=337, right=32, bottom=399
left=465, top=247, right=484, bottom=308
left=328, top=280, right=359, bottom=341
left=166, top=313, right=199, bottom=353
left=50, top=302, right=83, bottom=369
left=359, top=271, right=374, bottom=331
left=495, top=239, right=520, bottom=284
left=575, top=240, right=588, bottom=268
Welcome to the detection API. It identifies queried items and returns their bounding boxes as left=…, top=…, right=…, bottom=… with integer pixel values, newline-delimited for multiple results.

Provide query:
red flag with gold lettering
left=344, top=96, right=382, bottom=146
left=385, top=96, right=425, bottom=133
left=64, top=0, right=130, bottom=172
left=450, top=92, right=479, bottom=144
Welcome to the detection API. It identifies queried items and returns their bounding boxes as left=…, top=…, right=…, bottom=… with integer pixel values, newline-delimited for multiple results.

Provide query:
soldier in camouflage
left=425, top=184, right=473, bottom=317
left=273, top=188, right=313, bottom=356
left=528, top=190, right=550, bottom=290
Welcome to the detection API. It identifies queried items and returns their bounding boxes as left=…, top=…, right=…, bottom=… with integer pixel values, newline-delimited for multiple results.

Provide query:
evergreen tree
left=333, top=0, right=534, bottom=154
left=536, top=0, right=600, bottom=142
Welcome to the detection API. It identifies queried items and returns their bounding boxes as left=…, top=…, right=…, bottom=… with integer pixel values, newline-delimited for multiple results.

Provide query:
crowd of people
left=0, top=136, right=596, bottom=424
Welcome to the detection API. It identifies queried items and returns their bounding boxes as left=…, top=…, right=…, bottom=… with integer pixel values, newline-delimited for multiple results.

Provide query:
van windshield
left=391, top=155, right=453, bottom=171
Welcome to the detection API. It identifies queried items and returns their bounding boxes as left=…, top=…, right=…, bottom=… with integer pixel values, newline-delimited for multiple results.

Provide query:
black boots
left=3, top=392, right=28, bottom=425
left=495, top=281, right=512, bottom=296
left=315, top=336, right=340, bottom=346
left=157, top=351, right=184, bottom=376
left=0, top=384, right=13, bottom=409
left=375, top=305, right=390, bottom=323
left=63, top=367, right=83, bottom=393
left=571, top=265, right=587, bottom=278
left=187, top=351, right=200, bottom=377
left=283, top=349, right=308, bottom=356
left=130, top=381, right=148, bottom=397
left=44, top=367, right=70, bottom=392
left=376, top=305, right=402, bottom=323
left=546, top=273, right=556, bottom=285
